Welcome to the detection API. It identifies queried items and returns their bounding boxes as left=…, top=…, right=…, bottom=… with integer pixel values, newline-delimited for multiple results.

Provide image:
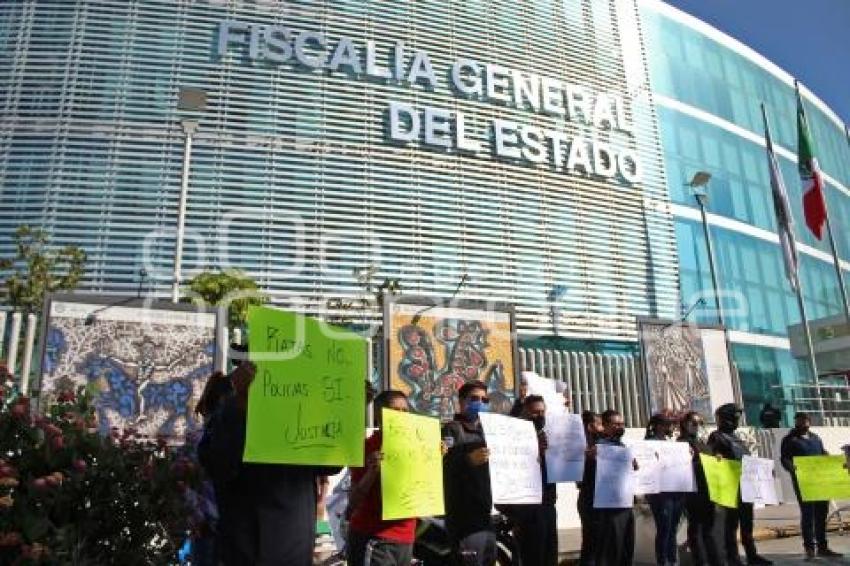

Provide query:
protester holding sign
left=498, top=395, right=558, bottom=566
left=577, top=411, right=603, bottom=566
left=780, top=412, right=843, bottom=560
left=707, top=404, right=771, bottom=566
left=442, top=381, right=496, bottom=566
left=678, top=411, right=724, bottom=566
left=347, top=391, right=417, bottom=566
left=644, top=412, right=684, bottom=566
left=592, top=409, right=638, bottom=565
left=198, top=361, right=341, bottom=566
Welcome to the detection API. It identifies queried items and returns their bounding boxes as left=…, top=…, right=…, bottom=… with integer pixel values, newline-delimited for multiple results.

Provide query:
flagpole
left=762, top=102, right=825, bottom=418
left=823, top=214, right=850, bottom=322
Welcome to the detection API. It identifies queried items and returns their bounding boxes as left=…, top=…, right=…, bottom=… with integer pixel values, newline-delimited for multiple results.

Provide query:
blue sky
left=661, top=0, right=850, bottom=125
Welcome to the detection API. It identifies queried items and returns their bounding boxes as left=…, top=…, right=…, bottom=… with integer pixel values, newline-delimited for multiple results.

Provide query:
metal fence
left=519, top=347, right=647, bottom=428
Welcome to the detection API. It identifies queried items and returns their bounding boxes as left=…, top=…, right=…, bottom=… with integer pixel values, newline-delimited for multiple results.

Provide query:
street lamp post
left=688, top=172, right=745, bottom=409
left=171, top=119, right=198, bottom=303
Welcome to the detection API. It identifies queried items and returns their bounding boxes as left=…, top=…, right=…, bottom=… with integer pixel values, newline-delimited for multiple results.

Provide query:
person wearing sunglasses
left=678, top=411, right=723, bottom=566
left=442, top=380, right=495, bottom=566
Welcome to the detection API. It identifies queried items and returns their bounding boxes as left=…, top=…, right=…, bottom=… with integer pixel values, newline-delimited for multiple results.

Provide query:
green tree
left=184, top=269, right=268, bottom=328
left=0, top=225, right=86, bottom=313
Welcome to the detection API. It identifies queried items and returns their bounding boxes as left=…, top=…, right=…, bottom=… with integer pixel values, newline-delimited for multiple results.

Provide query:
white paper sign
left=701, top=329, right=736, bottom=412
left=545, top=412, right=587, bottom=483
left=629, top=440, right=661, bottom=495
left=741, top=456, right=778, bottom=507
left=594, top=443, right=635, bottom=508
left=657, top=441, right=696, bottom=493
left=523, top=371, right=564, bottom=409
left=479, top=413, right=542, bottom=504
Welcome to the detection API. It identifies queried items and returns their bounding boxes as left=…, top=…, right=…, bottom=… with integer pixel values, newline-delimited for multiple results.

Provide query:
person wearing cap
left=442, top=380, right=495, bottom=565
left=780, top=412, right=843, bottom=560
left=707, top=403, right=771, bottom=566
left=645, top=412, right=683, bottom=566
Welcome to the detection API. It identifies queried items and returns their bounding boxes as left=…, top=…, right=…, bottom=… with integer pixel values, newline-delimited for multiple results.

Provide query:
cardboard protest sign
left=243, top=307, right=366, bottom=466
left=381, top=409, right=444, bottom=520
left=741, top=456, right=778, bottom=507
left=545, top=411, right=586, bottom=483
left=794, top=455, right=850, bottom=502
left=480, top=413, right=542, bottom=504
left=594, top=444, right=635, bottom=508
left=700, top=454, right=741, bottom=508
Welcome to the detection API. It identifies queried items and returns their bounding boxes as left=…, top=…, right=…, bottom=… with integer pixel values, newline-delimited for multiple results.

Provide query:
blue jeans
left=648, top=493, right=684, bottom=564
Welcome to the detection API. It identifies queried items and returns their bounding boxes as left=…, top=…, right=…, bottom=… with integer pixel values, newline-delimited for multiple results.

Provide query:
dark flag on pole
left=761, top=104, right=799, bottom=291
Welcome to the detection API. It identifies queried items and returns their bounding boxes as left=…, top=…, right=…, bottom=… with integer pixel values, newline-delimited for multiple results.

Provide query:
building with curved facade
left=1, top=0, right=848, bottom=421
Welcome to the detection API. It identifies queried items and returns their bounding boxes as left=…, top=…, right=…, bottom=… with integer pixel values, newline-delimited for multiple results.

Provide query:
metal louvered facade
left=0, top=0, right=679, bottom=341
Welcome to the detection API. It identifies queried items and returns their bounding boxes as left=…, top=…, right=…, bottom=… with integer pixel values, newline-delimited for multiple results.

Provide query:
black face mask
left=718, top=417, right=739, bottom=434
left=532, top=415, right=546, bottom=432
left=609, top=428, right=625, bottom=441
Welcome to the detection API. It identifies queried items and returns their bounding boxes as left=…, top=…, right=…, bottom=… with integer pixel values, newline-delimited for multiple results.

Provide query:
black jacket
left=780, top=429, right=826, bottom=474
left=706, top=429, right=749, bottom=461
left=198, top=396, right=340, bottom=565
left=442, top=416, right=493, bottom=540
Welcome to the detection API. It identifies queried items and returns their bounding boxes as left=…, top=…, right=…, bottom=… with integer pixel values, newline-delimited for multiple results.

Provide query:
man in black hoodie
left=678, top=411, right=723, bottom=566
left=780, top=412, right=843, bottom=560
left=442, top=380, right=496, bottom=565
left=707, top=403, right=771, bottom=566
left=198, top=362, right=341, bottom=565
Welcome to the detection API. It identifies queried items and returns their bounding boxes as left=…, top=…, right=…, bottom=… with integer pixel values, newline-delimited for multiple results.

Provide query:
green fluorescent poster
left=243, top=307, right=366, bottom=466
left=700, top=454, right=742, bottom=508
left=380, top=408, right=445, bottom=520
left=795, top=455, right=850, bottom=502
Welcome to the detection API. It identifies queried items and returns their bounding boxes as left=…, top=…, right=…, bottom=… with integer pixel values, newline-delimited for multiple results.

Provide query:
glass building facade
left=1, top=0, right=848, bottom=419
left=642, top=1, right=850, bottom=422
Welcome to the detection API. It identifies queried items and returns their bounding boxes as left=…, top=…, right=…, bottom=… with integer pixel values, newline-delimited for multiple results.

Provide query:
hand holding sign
left=794, top=455, right=850, bottom=502
left=381, top=409, right=444, bottom=520
left=700, top=454, right=741, bottom=508
left=244, top=307, right=366, bottom=466
left=479, top=413, right=542, bottom=504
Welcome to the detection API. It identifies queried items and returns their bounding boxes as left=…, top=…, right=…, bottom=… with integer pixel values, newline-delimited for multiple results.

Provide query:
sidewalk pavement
left=557, top=501, right=850, bottom=565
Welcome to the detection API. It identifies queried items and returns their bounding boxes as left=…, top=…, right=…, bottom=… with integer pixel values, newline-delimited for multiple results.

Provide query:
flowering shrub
left=0, top=366, right=200, bottom=564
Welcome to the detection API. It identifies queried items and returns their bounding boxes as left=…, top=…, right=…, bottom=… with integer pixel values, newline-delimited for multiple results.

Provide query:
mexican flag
left=796, top=85, right=828, bottom=239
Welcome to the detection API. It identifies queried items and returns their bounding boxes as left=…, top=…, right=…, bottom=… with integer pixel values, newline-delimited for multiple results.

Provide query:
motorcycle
left=413, top=514, right=519, bottom=566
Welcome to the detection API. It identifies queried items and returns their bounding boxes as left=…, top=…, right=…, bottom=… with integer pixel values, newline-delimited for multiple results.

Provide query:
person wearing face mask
left=645, top=412, right=683, bottom=566
left=592, top=409, right=638, bottom=566
left=577, top=411, right=604, bottom=566
left=678, top=411, right=723, bottom=566
left=780, top=412, right=842, bottom=560
left=442, top=380, right=495, bottom=565
left=498, top=395, right=558, bottom=566
left=707, top=404, right=771, bottom=566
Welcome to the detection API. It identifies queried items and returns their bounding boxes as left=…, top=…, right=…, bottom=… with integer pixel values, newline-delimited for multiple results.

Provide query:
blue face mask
left=464, top=400, right=488, bottom=420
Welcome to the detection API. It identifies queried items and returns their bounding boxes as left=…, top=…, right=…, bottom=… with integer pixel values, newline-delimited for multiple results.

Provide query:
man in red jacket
left=347, top=390, right=416, bottom=566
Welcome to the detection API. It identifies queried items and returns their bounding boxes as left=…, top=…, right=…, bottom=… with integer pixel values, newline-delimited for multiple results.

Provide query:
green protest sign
left=795, top=455, right=850, bottom=502
left=700, top=454, right=741, bottom=508
left=380, top=408, right=444, bottom=520
left=243, top=307, right=366, bottom=466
